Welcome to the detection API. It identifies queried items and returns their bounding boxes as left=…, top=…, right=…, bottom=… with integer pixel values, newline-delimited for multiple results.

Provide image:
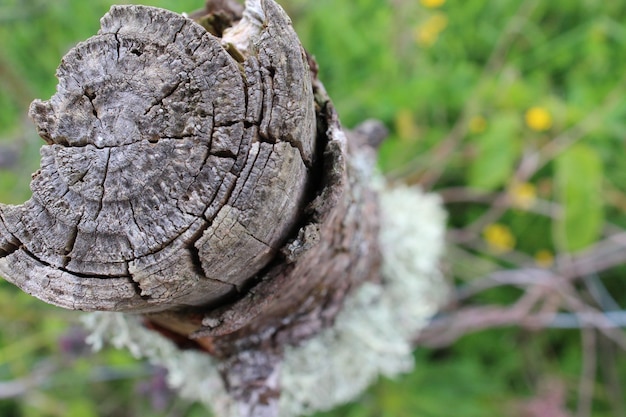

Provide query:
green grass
left=2, top=0, right=626, bottom=416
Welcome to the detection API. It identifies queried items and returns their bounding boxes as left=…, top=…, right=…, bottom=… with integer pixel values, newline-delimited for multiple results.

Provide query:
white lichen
left=83, top=311, right=238, bottom=416
left=83, top=184, right=447, bottom=417
left=279, top=184, right=447, bottom=416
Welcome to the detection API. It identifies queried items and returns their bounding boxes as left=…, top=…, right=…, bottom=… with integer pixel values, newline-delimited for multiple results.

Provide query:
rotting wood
left=0, top=0, right=385, bottom=414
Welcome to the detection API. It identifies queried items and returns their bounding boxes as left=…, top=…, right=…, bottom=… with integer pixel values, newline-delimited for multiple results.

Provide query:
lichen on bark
left=83, top=184, right=447, bottom=417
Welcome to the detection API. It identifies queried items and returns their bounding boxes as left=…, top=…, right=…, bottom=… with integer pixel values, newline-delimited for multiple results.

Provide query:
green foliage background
left=1, top=0, right=626, bottom=416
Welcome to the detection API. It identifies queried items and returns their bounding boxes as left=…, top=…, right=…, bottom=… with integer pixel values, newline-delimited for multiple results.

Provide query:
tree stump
left=0, top=1, right=447, bottom=416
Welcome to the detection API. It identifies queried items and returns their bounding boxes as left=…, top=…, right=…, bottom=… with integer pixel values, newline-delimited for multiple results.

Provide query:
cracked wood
left=0, top=3, right=316, bottom=313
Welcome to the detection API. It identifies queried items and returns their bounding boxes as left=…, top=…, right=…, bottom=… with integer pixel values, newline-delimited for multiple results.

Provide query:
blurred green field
left=2, top=0, right=626, bottom=416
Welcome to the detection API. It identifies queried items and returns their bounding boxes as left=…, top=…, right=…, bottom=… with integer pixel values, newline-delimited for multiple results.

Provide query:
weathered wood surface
left=0, top=1, right=384, bottom=414
left=0, top=1, right=317, bottom=313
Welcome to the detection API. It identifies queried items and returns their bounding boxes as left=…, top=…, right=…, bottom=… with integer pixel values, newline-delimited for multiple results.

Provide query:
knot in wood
left=0, top=2, right=316, bottom=312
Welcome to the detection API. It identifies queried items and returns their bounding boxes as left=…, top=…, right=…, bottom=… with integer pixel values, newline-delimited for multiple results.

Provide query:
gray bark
left=0, top=1, right=384, bottom=414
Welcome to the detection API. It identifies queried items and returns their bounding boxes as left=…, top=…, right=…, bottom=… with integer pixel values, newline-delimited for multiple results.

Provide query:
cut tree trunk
left=0, top=0, right=389, bottom=415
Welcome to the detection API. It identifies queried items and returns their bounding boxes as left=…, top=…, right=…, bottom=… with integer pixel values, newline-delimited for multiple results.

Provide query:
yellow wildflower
left=534, top=250, right=554, bottom=268
left=414, top=13, right=448, bottom=47
left=483, top=223, right=516, bottom=254
left=420, top=0, right=446, bottom=8
left=395, top=109, right=419, bottom=141
left=509, top=181, right=537, bottom=210
left=469, top=115, right=487, bottom=134
left=525, top=107, right=552, bottom=131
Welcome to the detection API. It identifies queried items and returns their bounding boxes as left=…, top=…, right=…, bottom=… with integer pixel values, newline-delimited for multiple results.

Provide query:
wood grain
left=0, top=2, right=315, bottom=313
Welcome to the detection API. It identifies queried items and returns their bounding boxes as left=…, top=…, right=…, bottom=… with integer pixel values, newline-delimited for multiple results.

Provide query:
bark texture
left=0, top=1, right=384, bottom=414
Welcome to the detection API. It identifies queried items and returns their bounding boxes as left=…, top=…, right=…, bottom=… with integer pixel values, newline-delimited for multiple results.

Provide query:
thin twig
left=453, top=228, right=626, bottom=302
left=0, top=361, right=56, bottom=399
left=417, top=287, right=546, bottom=347
left=543, top=312, right=626, bottom=329
left=582, top=274, right=621, bottom=312
left=556, top=285, right=626, bottom=349
left=576, top=328, right=596, bottom=417
left=598, top=336, right=626, bottom=417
